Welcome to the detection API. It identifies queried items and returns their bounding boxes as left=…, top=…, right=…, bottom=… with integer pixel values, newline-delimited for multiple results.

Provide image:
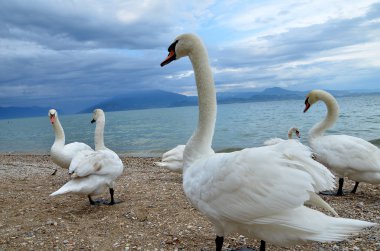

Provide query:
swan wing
left=184, top=147, right=315, bottom=224
left=69, top=150, right=123, bottom=178
left=311, top=135, right=380, bottom=172
left=268, top=140, right=335, bottom=192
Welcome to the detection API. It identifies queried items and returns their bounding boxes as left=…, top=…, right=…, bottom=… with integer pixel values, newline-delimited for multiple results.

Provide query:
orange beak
left=160, top=50, right=176, bottom=67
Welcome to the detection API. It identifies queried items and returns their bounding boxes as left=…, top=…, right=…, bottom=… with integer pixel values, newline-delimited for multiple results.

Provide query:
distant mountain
left=80, top=87, right=380, bottom=114
left=4, top=88, right=378, bottom=119
left=80, top=90, right=198, bottom=113
left=0, top=106, right=50, bottom=120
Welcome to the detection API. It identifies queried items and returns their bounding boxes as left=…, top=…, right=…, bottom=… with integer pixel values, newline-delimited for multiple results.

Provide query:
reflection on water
left=1, top=95, right=380, bottom=156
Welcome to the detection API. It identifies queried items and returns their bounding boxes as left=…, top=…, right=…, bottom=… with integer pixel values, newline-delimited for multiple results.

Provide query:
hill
left=80, top=90, right=197, bottom=113
left=0, top=106, right=50, bottom=120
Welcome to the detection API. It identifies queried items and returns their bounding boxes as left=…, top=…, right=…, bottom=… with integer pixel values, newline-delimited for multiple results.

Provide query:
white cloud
left=165, top=70, right=194, bottom=80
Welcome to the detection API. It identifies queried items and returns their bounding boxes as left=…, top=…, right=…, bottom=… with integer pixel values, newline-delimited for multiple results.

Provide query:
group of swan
left=160, top=33, right=376, bottom=251
left=49, top=109, right=124, bottom=205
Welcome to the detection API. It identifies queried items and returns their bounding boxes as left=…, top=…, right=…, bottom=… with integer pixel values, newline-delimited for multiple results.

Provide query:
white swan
left=161, top=33, right=375, bottom=251
left=154, top=144, right=186, bottom=173
left=155, top=133, right=337, bottom=216
left=304, top=89, right=380, bottom=195
left=50, top=109, right=124, bottom=205
left=263, top=127, right=300, bottom=146
left=49, top=109, right=92, bottom=169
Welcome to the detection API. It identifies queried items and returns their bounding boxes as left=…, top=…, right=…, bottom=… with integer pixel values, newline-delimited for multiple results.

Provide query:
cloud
left=0, top=0, right=380, bottom=113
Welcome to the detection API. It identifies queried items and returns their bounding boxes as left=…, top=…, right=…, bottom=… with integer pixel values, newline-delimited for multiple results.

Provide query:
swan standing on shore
left=161, top=33, right=374, bottom=251
left=49, top=109, right=92, bottom=169
left=50, top=109, right=124, bottom=205
left=304, top=89, right=380, bottom=195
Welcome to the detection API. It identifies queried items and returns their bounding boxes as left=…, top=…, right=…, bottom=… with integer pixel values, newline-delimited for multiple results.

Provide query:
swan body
left=154, top=145, right=186, bottom=173
left=161, top=33, right=374, bottom=250
left=304, top=90, right=380, bottom=195
left=49, top=109, right=92, bottom=169
left=263, top=127, right=300, bottom=146
left=50, top=109, right=124, bottom=205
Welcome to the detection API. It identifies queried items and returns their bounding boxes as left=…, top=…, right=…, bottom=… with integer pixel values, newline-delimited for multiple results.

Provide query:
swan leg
left=88, top=195, right=96, bottom=205
left=215, top=236, right=224, bottom=251
left=336, top=178, right=344, bottom=196
left=320, top=178, right=345, bottom=196
left=260, top=240, right=266, bottom=251
left=108, top=188, right=115, bottom=205
left=351, top=182, right=359, bottom=194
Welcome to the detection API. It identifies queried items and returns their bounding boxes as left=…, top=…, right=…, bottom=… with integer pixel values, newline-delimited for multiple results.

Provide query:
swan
left=154, top=144, right=186, bottom=173
left=304, top=89, right=380, bottom=196
left=50, top=109, right=124, bottom=205
left=49, top=109, right=92, bottom=169
left=263, top=127, right=300, bottom=146
left=160, top=33, right=375, bottom=251
left=155, top=133, right=337, bottom=216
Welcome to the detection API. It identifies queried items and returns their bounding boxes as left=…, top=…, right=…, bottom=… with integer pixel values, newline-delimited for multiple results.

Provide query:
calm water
left=1, top=95, right=380, bottom=156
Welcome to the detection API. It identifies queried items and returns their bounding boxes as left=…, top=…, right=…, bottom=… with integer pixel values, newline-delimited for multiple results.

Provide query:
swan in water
left=263, top=127, right=300, bottom=146
left=304, top=89, right=380, bottom=196
left=160, top=33, right=375, bottom=251
left=154, top=144, right=186, bottom=173
left=50, top=109, right=124, bottom=205
left=49, top=109, right=92, bottom=170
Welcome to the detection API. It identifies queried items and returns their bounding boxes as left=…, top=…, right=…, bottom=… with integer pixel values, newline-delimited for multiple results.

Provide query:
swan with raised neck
left=162, top=33, right=216, bottom=170
left=91, top=109, right=107, bottom=151
left=304, top=90, right=339, bottom=139
left=49, top=109, right=65, bottom=147
left=49, top=109, right=92, bottom=169
left=304, top=89, right=380, bottom=196
left=161, top=34, right=374, bottom=251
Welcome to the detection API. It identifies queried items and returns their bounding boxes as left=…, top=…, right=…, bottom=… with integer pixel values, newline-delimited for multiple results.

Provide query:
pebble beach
left=0, top=154, right=379, bottom=251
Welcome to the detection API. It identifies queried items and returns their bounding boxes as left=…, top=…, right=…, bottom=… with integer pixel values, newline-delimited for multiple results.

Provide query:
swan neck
left=183, top=47, right=216, bottom=169
left=309, top=93, right=339, bottom=139
left=94, top=117, right=106, bottom=151
left=52, top=116, right=65, bottom=146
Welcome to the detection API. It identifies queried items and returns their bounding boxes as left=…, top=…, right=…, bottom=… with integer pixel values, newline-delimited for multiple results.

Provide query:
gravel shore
left=0, top=154, right=379, bottom=251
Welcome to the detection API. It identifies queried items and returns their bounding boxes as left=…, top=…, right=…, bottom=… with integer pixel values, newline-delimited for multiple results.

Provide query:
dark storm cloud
left=0, top=0, right=379, bottom=112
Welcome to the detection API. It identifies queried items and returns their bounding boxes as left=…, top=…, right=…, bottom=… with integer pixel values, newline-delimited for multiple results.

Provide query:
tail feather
left=306, top=192, right=339, bottom=217
left=251, top=206, right=375, bottom=245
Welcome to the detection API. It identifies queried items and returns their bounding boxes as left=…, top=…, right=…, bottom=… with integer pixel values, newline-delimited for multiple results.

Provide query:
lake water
left=1, top=95, right=380, bottom=156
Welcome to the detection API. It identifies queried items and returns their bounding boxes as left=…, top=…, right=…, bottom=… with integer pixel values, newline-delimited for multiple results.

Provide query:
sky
left=1, top=0, right=380, bottom=112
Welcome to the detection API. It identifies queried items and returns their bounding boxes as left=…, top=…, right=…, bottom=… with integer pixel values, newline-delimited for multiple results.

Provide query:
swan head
left=91, top=109, right=105, bottom=123
left=48, top=109, right=57, bottom=124
left=288, top=127, right=300, bottom=138
left=160, top=33, right=202, bottom=66
left=304, top=90, right=325, bottom=113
